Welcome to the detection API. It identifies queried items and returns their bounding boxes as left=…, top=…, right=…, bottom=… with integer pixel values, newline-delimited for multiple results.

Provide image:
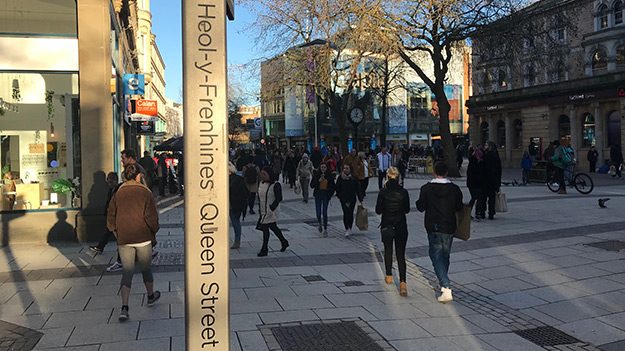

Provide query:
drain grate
left=344, top=280, right=364, bottom=287
left=514, top=326, right=583, bottom=346
left=0, top=320, right=44, bottom=351
left=270, top=321, right=384, bottom=351
left=303, top=275, right=325, bottom=282
left=585, top=240, right=625, bottom=252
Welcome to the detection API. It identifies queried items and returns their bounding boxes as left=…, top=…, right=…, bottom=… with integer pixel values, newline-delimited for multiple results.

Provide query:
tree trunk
left=433, top=86, right=460, bottom=177
left=381, top=96, right=388, bottom=147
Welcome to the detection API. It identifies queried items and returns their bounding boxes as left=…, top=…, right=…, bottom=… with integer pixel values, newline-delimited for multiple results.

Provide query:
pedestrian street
left=1, top=173, right=625, bottom=350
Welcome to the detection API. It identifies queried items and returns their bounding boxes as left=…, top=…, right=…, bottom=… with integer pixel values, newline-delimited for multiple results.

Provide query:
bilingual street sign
left=183, top=1, right=232, bottom=349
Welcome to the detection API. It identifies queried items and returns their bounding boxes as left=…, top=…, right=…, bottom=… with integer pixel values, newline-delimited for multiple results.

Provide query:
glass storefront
left=0, top=72, right=80, bottom=210
left=0, top=0, right=79, bottom=212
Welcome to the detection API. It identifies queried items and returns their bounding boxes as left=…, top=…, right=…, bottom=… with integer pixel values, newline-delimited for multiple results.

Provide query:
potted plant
left=51, top=177, right=80, bottom=207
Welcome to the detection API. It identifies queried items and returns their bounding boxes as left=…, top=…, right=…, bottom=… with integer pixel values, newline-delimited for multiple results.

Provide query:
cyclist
left=551, top=139, right=575, bottom=194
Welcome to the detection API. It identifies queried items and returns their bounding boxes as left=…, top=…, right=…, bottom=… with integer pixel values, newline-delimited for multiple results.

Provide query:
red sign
left=618, top=87, right=625, bottom=97
left=135, top=99, right=158, bottom=116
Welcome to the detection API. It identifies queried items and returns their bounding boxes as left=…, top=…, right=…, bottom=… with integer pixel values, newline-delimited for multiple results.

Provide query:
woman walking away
left=256, top=167, right=289, bottom=257
left=375, top=167, right=410, bottom=296
left=335, top=164, right=363, bottom=238
left=107, top=164, right=160, bottom=321
left=466, top=146, right=485, bottom=220
left=229, top=162, right=249, bottom=249
left=310, top=162, right=336, bottom=237
left=243, top=161, right=259, bottom=215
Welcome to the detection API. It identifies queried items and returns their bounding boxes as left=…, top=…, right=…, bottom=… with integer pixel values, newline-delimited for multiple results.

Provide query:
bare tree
left=245, top=0, right=398, bottom=152
left=387, top=0, right=527, bottom=176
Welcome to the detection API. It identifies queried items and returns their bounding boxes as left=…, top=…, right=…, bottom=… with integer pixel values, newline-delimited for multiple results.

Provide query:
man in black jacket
left=416, top=162, right=463, bottom=303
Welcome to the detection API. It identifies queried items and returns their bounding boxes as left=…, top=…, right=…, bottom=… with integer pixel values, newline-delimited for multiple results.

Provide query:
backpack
left=244, top=166, right=258, bottom=184
left=561, top=148, right=574, bottom=165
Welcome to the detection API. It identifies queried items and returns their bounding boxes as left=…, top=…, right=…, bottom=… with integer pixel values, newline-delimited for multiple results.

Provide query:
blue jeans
left=314, top=191, right=330, bottom=229
left=230, top=209, right=242, bottom=242
left=428, top=232, right=454, bottom=288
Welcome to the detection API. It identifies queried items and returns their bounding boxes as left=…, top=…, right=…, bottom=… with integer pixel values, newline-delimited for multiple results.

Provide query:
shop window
left=582, top=113, right=596, bottom=147
left=513, top=119, right=523, bottom=148
left=592, top=49, right=608, bottom=70
left=0, top=72, right=80, bottom=211
left=524, top=65, right=536, bottom=86
left=496, top=120, right=506, bottom=148
left=615, top=1, right=624, bottom=25
left=598, top=4, right=609, bottom=29
left=498, top=70, right=507, bottom=88
left=558, top=115, right=571, bottom=139
left=0, top=0, right=77, bottom=36
left=617, top=46, right=625, bottom=65
left=608, top=111, right=622, bottom=147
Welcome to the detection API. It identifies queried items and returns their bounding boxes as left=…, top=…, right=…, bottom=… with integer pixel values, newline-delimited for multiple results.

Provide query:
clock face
left=350, top=107, right=364, bottom=124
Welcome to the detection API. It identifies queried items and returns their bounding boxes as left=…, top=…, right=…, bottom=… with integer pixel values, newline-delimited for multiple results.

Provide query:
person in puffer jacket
left=416, top=162, right=463, bottom=304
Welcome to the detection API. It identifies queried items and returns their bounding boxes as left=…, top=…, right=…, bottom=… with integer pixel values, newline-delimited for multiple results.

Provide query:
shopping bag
left=454, top=203, right=472, bottom=241
left=294, top=182, right=301, bottom=195
left=356, top=205, right=368, bottom=231
left=495, top=192, right=508, bottom=212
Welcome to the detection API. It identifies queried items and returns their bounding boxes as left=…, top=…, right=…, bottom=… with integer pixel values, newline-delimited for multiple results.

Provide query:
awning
left=154, top=136, right=183, bottom=151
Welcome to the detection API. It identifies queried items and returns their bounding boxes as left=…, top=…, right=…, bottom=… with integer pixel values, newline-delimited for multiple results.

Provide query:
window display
left=0, top=72, right=79, bottom=211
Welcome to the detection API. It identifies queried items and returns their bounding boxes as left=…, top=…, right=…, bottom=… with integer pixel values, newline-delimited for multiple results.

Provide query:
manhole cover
left=515, top=326, right=582, bottom=346
left=271, top=321, right=384, bottom=351
left=0, top=320, right=44, bottom=351
left=303, top=275, right=325, bottom=282
left=344, top=280, right=364, bottom=287
left=585, top=240, right=625, bottom=252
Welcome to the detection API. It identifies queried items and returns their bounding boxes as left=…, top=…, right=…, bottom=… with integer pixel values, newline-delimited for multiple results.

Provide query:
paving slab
left=558, top=318, right=625, bottom=346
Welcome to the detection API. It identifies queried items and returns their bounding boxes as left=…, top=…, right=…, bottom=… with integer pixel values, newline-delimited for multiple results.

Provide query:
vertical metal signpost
left=183, top=0, right=233, bottom=349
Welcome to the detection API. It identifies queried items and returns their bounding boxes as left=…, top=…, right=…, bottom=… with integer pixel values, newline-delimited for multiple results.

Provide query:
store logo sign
left=123, top=74, right=145, bottom=95
left=136, top=99, right=158, bottom=116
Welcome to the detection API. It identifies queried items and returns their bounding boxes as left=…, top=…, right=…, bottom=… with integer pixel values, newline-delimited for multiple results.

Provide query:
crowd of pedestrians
left=227, top=143, right=490, bottom=303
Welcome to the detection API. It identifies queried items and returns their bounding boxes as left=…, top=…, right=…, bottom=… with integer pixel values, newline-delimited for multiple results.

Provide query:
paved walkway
left=1, top=170, right=625, bottom=350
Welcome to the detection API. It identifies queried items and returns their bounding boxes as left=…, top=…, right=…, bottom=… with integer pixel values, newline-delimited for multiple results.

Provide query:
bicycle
left=546, top=164, right=594, bottom=194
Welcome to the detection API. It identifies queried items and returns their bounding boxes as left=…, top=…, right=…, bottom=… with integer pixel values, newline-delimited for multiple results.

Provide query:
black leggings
left=260, top=222, right=288, bottom=252
left=383, top=225, right=408, bottom=282
left=340, top=200, right=356, bottom=230
left=248, top=192, right=256, bottom=211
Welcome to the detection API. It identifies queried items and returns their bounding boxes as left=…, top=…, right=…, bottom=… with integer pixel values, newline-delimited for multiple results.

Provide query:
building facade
left=468, top=0, right=625, bottom=167
left=0, top=0, right=145, bottom=243
left=260, top=42, right=471, bottom=151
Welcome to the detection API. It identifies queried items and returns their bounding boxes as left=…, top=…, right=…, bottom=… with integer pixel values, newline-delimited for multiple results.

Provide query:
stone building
left=467, top=0, right=625, bottom=168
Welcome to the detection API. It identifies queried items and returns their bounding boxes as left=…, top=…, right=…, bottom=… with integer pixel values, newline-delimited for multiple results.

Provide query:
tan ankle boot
left=385, top=276, right=393, bottom=284
left=399, top=282, right=407, bottom=296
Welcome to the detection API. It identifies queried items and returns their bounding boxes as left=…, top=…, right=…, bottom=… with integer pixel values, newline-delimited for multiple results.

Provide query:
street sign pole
left=183, top=1, right=231, bottom=349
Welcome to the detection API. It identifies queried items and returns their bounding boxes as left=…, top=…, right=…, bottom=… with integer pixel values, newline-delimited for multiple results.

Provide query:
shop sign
left=486, top=105, right=502, bottom=111
left=569, top=93, right=595, bottom=101
left=618, top=87, right=625, bottom=97
left=29, top=144, right=45, bottom=154
left=135, top=121, right=155, bottom=135
left=123, top=74, right=145, bottom=95
left=136, top=99, right=158, bottom=116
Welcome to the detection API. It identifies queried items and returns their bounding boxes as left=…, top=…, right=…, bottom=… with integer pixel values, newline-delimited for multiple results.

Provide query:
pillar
left=488, top=116, right=497, bottom=145
left=505, top=114, right=513, bottom=166
left=76, top=0, right=114, bottom=241
left=594, top=103, right=605, bottom=163
left=469, top=114, right=480, bottom=146
left=569, top=106, right=580, bottom=151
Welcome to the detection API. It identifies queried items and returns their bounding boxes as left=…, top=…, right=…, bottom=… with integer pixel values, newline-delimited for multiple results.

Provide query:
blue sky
left=151, top=1, right=261, bottom=104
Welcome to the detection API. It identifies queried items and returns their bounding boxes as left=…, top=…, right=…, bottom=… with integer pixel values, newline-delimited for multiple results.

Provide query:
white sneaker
left=345, top=229, right=351, bottom=238
left=106, top=261, right=123, bottom=272
left=437, top=287, right=453, bottom=303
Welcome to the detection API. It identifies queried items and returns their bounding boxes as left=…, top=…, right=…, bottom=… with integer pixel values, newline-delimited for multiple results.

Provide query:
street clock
left=349, top=107, right=364, bottom=124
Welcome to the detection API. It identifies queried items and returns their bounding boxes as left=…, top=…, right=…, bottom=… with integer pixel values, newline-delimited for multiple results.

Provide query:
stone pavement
left=1, top=170, right=625, bottom=350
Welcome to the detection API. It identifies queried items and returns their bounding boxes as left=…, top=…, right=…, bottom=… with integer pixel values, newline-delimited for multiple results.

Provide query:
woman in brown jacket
left=107, top=164, right=160, bottom=321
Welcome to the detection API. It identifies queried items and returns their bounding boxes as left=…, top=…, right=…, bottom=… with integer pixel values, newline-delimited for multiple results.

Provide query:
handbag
left=454, top=203, right=472, bottom=241
left=380, top=225, right=396, bottom=241
left=355, top=205, right=368, bottom=231
left=294, top=182, right=301, bottom=195
left=495, top=192, right=508, bottom=212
